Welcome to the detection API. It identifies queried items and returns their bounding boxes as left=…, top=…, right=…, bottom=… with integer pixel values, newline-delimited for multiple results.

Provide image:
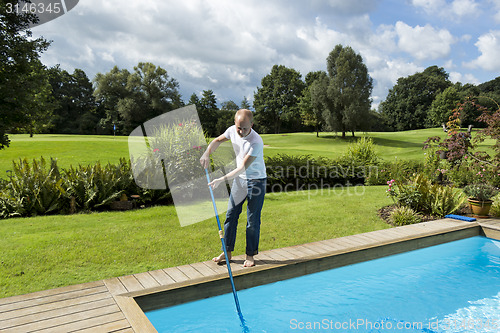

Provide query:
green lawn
left=262, top=128, right=495, bottom=160
left=0, top=185, right=391, bottom=298
left=0, top=134, right=129, bottom=176
left=2, top=129, right=494, bottom=176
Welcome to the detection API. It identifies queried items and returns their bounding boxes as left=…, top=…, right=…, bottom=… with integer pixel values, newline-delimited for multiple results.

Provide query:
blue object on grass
left=445, top=214, right=476, bottom=222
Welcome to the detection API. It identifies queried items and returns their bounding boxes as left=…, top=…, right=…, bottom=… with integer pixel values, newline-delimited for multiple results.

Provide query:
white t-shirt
left=223, top=125, right=267, bottom=180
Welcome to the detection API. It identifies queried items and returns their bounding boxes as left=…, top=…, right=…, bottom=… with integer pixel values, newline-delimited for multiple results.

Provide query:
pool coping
left=1, top=218, right=499, bottom=332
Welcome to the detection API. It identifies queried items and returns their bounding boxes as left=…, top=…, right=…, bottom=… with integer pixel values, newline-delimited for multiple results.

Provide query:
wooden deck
left=1, top=217, right=499, bottom=332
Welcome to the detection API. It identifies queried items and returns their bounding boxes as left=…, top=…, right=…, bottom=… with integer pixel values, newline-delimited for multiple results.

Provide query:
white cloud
left=411, top=0, right=480, bottom=19
left=449, top=71, right=480, bottom=84
left=465, top=30, right=500, bottom=71
left=29, top=0, right=497, bottom=109
left=491, top=0, right=500, bottom=23
left=394, top=22, right=456, bottom=60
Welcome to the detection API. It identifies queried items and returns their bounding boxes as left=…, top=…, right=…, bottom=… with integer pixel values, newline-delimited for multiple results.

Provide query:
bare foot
left=243, top=255, right=255, bottom=267
left=212, top=252, right=231, bottom=265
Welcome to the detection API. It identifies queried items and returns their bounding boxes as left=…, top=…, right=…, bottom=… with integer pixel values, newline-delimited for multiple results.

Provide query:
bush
left=341, top=137, right=379, bottom=166
left=64, top=158, right=136, bottom=212
left=0, top=157, right=66, bottom=218
left=0, top=158, right=171, bottom=219
left=463, top=183, right=499, bottom=201
left=365, top=160, right=424, bottom=186
left=490, top=194, right=500, bottom=218
left=389, top=206, right=422, bottom=226
left=264, top=154, right=367, bottom=193
left=387, top=173, right=466, bottom=217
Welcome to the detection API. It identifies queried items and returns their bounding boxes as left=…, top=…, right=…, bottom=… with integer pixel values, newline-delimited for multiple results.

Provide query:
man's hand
left=208, top=177, right=224, bottom=190
left=200, top=153, right=210, bottom=169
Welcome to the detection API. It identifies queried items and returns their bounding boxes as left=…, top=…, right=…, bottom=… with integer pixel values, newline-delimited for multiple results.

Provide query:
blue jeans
left=223, top=178, right=266, bottom=256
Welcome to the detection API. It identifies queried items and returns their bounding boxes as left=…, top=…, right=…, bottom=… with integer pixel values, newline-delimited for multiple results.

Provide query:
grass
left=2, top=128, right=494, bottom=176
left=0, top=185, right=391, bottom=298
left=261, top=128, right=496, bottom=160
left=0, top=134, right=129, bottom=176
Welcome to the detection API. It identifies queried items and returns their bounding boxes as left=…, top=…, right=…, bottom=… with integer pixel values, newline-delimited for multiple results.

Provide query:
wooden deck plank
left=189, top=262, right=217, bottom=277
left=149, top=269, right=176, bottom=285
left=0, top=281, right=104, bottom=307
left=0, top=298, right=116, bottom=331
left=35, top=312, right=126, bottom=333
left=2, top=303, right=121, bottom=332
left=134, top=272, right=160, bottom=289
left=103, top=277, right=128, bottom=296
left=72, top=318, right=131, bottom=332
left=118, top=275, right=144, bottom=293
left=0, top=290, right=112, bottom=322
left=176, top=264, right=204, bottom=280
left=0, top=285, right=108, bottom=314
left=200, top=260, right=228, bottom=275
left=163, top=267, right=190, bottom=283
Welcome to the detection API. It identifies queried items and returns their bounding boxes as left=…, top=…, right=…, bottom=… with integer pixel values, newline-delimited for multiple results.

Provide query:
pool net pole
left=204, top=169, right=247, bottom=329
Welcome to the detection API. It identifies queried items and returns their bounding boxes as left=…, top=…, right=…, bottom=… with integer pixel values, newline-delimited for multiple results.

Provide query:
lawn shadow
left=371, top=137, right=424, bottom=148
left=317, top=134, right=424, bottom=149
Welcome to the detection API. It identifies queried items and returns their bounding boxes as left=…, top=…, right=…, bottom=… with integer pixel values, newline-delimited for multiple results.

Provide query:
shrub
left=0, top=157, right=67, bottom=218
left=365, top=160, right=424, bottom=186
left=430, top=186, right=467, bottom=217
left=389, top=206, right=422, bottom=226
left=341, top=137, right=379, bottom=166
left=490, top=194, right=500, bottom=218
left=264, top=154, right=366, bottom=192
left=0, top=158, right=168, bottom=219
left=387, top=173, right=467, bottom=217
left=463, top=183, right=499, bottom=201
left=64, top=158, right=135, bottom=212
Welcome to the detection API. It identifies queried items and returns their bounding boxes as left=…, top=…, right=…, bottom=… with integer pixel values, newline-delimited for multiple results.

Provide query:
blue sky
left=32, top=0, right=500, bottom=109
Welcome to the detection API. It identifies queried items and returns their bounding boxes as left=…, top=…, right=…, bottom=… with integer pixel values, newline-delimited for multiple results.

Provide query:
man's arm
left=208, top=154, right=256, bottom=189
left=200, top=134, right=229, bottom=169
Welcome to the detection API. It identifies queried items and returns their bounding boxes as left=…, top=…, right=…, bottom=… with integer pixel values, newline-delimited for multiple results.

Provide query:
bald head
left=235, top=109, right=253, bottom=123
left=234, top=109, right=253, bottom=137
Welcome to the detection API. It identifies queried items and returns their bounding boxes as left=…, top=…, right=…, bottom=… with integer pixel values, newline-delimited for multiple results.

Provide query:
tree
left=199, top=90, right=218, bottom=136
left=19, top=60, right=55, bottom=136
left=379, top=66, right=451, bottom=131
left=240, top=97, right=251, bottom=110
left=48, top=66, right=98, bottom=134
left=299, top=71, right=327, bottom=136
left=94, top=66, right=130, bottom=134
left=426, top=86, right=462, bottom=128
left=253, top=65, right=306, bottom=134
left=217, top=100, right=238, bottom=134
left=312, top=45, right=373, bottom=137
left=0, top=0, right=51, bottom=148
left=94, top=62, right=182, bottom=134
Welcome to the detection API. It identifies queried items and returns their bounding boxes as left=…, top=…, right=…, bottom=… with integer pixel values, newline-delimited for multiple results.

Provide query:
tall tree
left=199, top=90, right=218, bottom=136
left=0, top=0, right=51, bottom=148
left=379, top=66, right=451, bottom=131
left=426, top=86, right=462, bottom=128
left=48, top=66, right=98, bottom=134
left=253, top=65, right=305, bottom=134
left=240, top=96, right=251, bottom=110
left=217, top=100, right=239, bottom=134
left=299, top=71, right=327, bottom=136
left=94, top=62, right=182, bottom=134
left=314, top=45, right=373, bottom=137
left=93, top=66, right=130, bottom=134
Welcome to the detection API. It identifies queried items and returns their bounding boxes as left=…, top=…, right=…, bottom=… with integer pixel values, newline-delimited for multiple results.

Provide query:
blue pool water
left=145, top=237, right=500, bottom=332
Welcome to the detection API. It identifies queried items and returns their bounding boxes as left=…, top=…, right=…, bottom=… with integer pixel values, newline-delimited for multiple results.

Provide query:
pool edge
left=120, top=219, right=500, bottom=332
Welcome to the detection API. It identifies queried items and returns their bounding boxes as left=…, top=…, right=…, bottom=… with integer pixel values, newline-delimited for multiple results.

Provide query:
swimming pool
left=145, top=236, right=500, bottom=332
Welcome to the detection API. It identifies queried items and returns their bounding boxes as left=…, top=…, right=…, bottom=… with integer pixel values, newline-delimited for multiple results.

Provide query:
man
left=200, top=109, right=267, bottom=267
